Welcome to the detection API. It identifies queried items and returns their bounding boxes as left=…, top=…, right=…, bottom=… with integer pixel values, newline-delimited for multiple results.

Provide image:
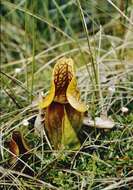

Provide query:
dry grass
left=0, top=0, right=133, bottom=189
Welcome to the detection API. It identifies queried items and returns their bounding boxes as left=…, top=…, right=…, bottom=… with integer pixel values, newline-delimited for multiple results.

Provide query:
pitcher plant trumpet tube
left=38, top=57, right=87, bottom=149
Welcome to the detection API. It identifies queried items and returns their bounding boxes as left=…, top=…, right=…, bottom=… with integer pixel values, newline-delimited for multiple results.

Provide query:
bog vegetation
left=0, top=0, right=133, bottom=189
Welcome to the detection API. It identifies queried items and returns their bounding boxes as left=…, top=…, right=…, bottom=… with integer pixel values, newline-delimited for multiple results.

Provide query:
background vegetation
left=0, top=0, right=133, bottom=189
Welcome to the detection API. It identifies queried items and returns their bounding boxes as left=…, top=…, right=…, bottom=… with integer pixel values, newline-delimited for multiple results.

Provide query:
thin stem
left=30, top=0, right=36, bottom=102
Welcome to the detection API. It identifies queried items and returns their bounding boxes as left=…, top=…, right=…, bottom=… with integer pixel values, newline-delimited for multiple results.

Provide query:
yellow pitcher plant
left=9, top=131, right=30, bottom=165
left=39, top=57, right=87, bottom=150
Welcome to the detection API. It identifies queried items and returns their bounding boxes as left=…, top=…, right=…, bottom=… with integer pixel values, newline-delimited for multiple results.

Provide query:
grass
left=0, top=0, right=133, bottom=189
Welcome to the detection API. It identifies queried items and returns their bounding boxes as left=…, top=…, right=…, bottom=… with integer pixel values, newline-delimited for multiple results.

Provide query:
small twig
left=3, top=88, right=22, bottom=109
left=1, top=71, right=33, bottom=95
left=102, top=176, right=133, bottom=190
